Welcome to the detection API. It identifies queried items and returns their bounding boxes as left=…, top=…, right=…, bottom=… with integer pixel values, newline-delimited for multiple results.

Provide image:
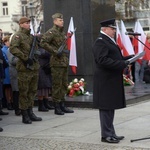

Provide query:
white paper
left=127, top=51, right=145, bottom=64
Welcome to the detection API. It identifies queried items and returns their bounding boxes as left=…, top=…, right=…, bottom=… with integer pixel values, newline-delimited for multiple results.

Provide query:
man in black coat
left=92, top=18, right=131, bottom=143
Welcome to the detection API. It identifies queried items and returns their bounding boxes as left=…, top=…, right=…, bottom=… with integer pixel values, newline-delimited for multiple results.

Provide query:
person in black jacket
left=37, top=48, right=54, bottom=111
left=92, top=18, right=131, bottom=144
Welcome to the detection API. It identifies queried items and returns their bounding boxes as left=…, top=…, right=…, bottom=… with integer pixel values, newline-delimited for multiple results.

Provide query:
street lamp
left=27, top=2, right=36, bottom=18
left=27, top=2, right=36, bottom=33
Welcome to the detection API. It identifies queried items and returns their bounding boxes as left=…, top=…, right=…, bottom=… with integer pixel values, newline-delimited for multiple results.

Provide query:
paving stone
left=0, top=137, right=149, bottom=150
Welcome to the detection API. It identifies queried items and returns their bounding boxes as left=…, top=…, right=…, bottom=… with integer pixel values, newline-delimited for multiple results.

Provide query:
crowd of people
left=125, top=34, right=150, bottom=84
left=0, top=13, right=74, bottom=131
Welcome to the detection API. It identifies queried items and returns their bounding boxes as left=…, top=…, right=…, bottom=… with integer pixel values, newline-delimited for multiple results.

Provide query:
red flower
left=67, top=78, right=86, bottom=97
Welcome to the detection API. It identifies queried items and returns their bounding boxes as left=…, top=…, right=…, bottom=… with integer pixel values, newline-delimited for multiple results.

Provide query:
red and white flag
left=30, top=21, right=34, bottom=35
left=120, top=20, right=135, bottom=55
left=30, top=18, right=40, bottom=35
left=67, top=17, right=77, bottom=74
left=116, top=22, right=130, bottom=56
left=134, top=21, right=146, bottom=54
left=143, top=36, right=150, bottom=60
left=133, top=21, right=150, bottom=60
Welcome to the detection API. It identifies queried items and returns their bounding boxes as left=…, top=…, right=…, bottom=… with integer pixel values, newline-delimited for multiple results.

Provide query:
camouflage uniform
left=40, top=24, right=69, bottom=103
left=10, top=27, right=39, bottom=110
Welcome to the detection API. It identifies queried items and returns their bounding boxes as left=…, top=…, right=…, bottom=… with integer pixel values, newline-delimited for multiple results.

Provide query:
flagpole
left=133, top=36, right=150, bottom=50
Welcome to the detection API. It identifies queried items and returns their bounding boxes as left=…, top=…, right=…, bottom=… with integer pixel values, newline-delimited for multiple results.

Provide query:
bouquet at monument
left=67, top=78, right=86, bottom=97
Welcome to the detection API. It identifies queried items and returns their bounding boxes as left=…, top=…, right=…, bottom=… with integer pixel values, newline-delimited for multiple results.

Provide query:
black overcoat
left=92, top=33, right=128, bottom=110
left=38, top=48, right=52, bottom=89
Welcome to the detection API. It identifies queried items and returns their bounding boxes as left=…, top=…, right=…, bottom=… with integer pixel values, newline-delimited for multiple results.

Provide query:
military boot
left=27, top=107, right=42, bottom=121
left=38, top=100, right=49, bottom=112
left=60, top=102, right=74, bottom=113
left=0, top=117, right=3, bottom=132
left=0, top=127, right=3, bottom=132
left=21, top=110, right=32, bottom=124
left=43, top=98, right=54, bottom=110
left=54, top=102, right=64, bottom=115
left=13, top=91, right=21, bottom=116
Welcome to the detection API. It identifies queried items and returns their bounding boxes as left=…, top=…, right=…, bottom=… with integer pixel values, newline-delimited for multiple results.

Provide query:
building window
left=144, top=0, right=149, bottom=9
left=2, top=2, right=8, bottom=16
left=125, top=1, right=133, bottom=18
left=22, top=5, right=27, bottom=16
left=140, top=0, right=149, bottom=9
left=21, top=0, right=27, bottom=16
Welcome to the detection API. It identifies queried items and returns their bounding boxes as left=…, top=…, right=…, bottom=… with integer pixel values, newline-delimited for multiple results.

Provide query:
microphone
left=125, top=32, right=141, bottom=36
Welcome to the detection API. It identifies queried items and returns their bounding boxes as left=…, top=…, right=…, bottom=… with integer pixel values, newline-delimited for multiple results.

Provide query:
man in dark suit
left=92, top=18, right=131, bottom=143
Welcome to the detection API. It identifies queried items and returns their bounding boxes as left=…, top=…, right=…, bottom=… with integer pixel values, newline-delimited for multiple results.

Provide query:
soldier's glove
left=125, top=60, right=130, bottom=66
left=24, top=58, right=33, bottom=66
left=57, top=51, right=63, bottom=57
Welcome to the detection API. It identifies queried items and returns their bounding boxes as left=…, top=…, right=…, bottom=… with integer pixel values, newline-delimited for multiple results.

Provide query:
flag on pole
left=134, top=20, right=146, bottom=54
left=132, top=21, right=139, bottom=54
left=30, top=18, right=40, bottom=35
left=120, top=20, right=135, bottom=55
left=30, top=20, right=34, bottom=35
left=67, top=17, right=77, bottom=74
left=116, top=22, right=130, bottom=56
left=133, top=20, right=150, bottom=60
left=143, top=36, right=150, bottom=60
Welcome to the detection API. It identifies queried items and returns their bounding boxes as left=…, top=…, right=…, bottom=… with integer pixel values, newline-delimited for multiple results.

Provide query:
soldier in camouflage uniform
left=40, top=13, right=74, bottom=115
left=9, top=17, right=42, bottom=124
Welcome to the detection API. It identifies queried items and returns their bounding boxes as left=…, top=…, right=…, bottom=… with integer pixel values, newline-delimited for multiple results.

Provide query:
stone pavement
left=1, top=100, right=150, bottom=150
left=1, top=83, right=150, bottom=150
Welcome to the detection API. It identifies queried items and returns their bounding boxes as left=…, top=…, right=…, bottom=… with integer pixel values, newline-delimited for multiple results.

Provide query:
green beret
left=52, top=13, right=63, bottom=19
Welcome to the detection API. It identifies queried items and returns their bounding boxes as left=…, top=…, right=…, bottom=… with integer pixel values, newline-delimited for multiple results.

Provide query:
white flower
left=73, top=78, right=78, bottom=83
left=68, top=85, right=72, bottom=89
left=80, top=78, right=84, bottom=82
left=69, top=82, right=73, bottom=85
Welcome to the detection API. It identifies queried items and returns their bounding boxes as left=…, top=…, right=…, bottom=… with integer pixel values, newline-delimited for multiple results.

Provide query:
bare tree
left=31, top=0, right=43, bottom=19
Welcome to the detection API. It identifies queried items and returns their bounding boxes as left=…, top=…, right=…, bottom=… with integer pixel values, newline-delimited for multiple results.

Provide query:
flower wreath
left=67, top=78, right=86, bottom=97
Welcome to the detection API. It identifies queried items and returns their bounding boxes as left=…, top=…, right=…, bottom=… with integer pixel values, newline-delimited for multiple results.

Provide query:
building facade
left=115, top=0, right=150, bottom=32
left=0, top=0, right=150, bottom=35
left=0, top=0, right=43, bottom=35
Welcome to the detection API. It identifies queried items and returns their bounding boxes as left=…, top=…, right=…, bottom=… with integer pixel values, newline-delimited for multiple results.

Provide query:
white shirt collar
left=100, top=31, right=116, bottom=44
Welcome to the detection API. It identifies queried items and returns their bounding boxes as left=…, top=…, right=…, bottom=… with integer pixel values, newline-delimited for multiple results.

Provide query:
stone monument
left=43, top=0, right=115, bottom=92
